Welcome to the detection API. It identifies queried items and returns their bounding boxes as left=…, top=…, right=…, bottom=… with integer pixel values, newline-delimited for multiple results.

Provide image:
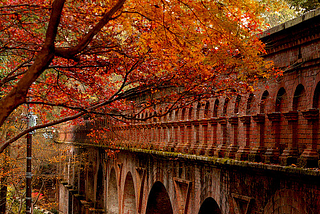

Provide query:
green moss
left=56, top=141, right=320, bottom=177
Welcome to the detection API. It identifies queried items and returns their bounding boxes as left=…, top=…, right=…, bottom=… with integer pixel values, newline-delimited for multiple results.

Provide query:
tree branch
left=55, top=0, right=126, bottom=59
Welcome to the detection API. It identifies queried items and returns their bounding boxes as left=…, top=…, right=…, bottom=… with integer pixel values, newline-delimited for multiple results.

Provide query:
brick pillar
left=166, top=123, right=176, bottom=152
left=153, top=123, right=160, bottom=150
left=298, top=109, right=319, bottom=168
left=265, top=112, right=281, bottom=164
left=175, top=121, right=186, bottom=152
left=236, top=116, right=251, bottom=161
left=159, top=124, right=166, bottom=150
left=130, top=126, right=134, bottom=146
left=141, top=124, right=145, bottom=145
left=249, top=114, right=266, bottom=162
left=226, top=116, right=239, bottom=159
left=146, top=124, right=151, bottom=147
left=280, top=111, right=299, bottom=165
left=184, top=121, right=192, bottom=153
left=214, top=117, right=227, bottom=158
left=206, top=118, right=217, bottom=156
left=167, top=122, right=178, bottom=152
left=190, top=121, right=200, bottom=154
left=144, top=124, right=151, bottom=148
left=197, top=120, right=209, bottom=155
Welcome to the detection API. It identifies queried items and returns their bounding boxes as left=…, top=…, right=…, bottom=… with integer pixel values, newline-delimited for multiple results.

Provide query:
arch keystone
left=231, top=193, right=253, bottom=214
left=173, top=177, right=192, bottom=214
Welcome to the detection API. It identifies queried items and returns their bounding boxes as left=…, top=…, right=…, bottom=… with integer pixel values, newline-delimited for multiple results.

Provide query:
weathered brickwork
left=58, top=9, right=320, bottom=214
left=59, top=148, right=320, bottom=214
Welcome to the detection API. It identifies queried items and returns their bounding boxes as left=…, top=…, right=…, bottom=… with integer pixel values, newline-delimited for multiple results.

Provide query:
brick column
left=175, top=121, right=187, bottom=153
left=159, top=124, right=166, bottom=150
left=214, top=117, right=227, bottom=158
left=206, top=118, right=217, bottom=156
left=184, top=121, right=192, bottom=153
left=226, top=116, right=239, bottom=159
left=170, top=122, right=179, bottom=152
left=196, top=119, right=209, bottom=155
left=265, top=112, right=281, bottom=163
left=249, top=114, right=266, bottom=162
left=131, top=125, right=137, bottom=145
left=153, top=123, right=161, bottom=150
left=190, top=120, right=200, bottom=154
left=141, top=124, right=147, bottom=148
left=298, top=109, right=319, bottom=168
left=280, top=111, right=299, bottom=165
left=236, top=116, right=251, bottom=161
left=163, top=123, right=171, bottom=151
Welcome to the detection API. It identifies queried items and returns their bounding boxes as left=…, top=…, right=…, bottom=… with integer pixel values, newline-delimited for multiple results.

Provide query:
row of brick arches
left=105, top=168, right=221, bottom=214
left=111, top=80, right=320, bottom=168
left=59, top=146, right=318, bottom=213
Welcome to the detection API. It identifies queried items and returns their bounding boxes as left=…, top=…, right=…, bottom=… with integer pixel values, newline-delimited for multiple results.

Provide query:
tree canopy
left=0, top=0, right=278, bottom=152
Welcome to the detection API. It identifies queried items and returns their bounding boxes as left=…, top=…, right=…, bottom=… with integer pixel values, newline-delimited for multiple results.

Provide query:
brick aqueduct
left=58, top=10, right=320, bottom=214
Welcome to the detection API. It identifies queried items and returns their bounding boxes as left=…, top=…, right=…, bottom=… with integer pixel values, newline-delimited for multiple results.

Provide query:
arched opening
left=168, top=111, right=172, bottom=121
left=213, top=99, right=219, bottom=117
left=204, top=101, right=210, bottom=118
left=96, top=164, right=104, bottom=208
left=275, top=87, right=286, bottom=112
left=123, top=172, right=136, bottom=214
left=196, top=102, right=201, bottom=119
left=107, top=168, right=119, bottom=214
left=293, top=84, right=305, bottom=111
left=312, top=82, right=320, bottom=108
left=264, top=189, right=311, bottom=214
left=145, top=181, right=173, bottom=214
left=198, top=197, right=221, bottom=214
left=234, top=95, right=241, bottom=114
left=223, top=97, right=229, bottom=116
left=246, top=93, right=254, bottom=115
left=181, top=108, right=186, bottom=120
left=188, top=107, right=193, bottom=120
left=260, top=91, right=269, bottom=113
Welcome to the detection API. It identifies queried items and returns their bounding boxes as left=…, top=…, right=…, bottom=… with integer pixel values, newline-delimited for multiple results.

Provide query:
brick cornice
left=228, top=116, right=239, bottom=125
left=267, top=112, right=282, bottom=122
left=302, top=108, right=319, bottom=121
left=283, top=111, right=299, bottom=121
left=240, top=115, right=251, bottom=124
left=217, top=117, right=227, bottom=125
left=252, top=114, right=265, bottom=123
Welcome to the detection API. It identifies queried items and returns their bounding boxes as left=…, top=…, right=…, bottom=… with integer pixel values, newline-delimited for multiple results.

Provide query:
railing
left=78, top=106, right=319, bottom=168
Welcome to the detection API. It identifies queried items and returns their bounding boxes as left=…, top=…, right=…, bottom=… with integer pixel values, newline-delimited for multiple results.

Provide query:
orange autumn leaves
left=0, top=0, right=278, bottom=150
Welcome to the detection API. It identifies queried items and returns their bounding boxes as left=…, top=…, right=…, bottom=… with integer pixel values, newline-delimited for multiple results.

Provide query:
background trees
left=1, top=0, right=316, bottom=212
left=0, top=0, right=279, bottom=153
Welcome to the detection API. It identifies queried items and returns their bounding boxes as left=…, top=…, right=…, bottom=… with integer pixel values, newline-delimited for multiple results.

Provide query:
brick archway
left=312, top=81, right=320, bottom=108
left=122, top=172, right=136, bottom=214
left=198, top=197, right=221, bottom=214
left=145, top=181, right=173, bottom=214
left=107, top=168, right=119, bottom=214
left=263, top=189, right=310, bottom=214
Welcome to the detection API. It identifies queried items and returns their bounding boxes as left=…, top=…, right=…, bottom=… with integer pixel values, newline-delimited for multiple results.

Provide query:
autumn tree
left=0, top=107, right=63, bottom=213
left=0, top=0, right=277, bottom=153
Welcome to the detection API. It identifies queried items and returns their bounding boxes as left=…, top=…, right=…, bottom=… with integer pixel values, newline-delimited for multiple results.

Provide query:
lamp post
left=26, top=110, right=37, bottom=214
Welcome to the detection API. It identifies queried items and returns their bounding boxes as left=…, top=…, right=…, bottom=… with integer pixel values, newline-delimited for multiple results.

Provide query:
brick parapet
left=61, top=10, right=320, bottom=169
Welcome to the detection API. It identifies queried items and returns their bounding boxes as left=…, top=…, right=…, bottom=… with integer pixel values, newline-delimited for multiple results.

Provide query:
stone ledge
left=55, top=140, right=320, bottom=177
left=259, top=8, right=320, bottom=39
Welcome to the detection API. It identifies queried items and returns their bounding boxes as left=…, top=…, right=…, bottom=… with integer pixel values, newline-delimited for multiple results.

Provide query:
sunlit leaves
left=0, top=0, right=284, bottom=150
